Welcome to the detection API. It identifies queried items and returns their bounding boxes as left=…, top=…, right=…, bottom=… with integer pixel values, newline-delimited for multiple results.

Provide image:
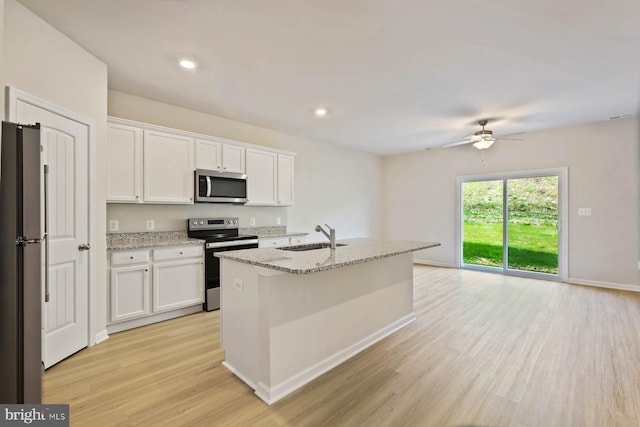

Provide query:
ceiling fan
left=443, top=119, right=520, bottom=150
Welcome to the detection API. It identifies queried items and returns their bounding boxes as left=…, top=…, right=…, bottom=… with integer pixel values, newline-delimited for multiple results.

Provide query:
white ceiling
left=16, top=0, right=640, bottom=155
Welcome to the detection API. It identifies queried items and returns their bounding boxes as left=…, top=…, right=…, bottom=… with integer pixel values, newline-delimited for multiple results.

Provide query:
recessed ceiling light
left=179, top=59, right=197, bottom=69
left=315, top=108, right=328, bottom=117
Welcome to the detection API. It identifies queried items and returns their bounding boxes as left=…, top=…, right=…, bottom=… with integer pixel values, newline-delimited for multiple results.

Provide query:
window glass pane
left=506, top=177, right=558, bottom=274
left=462, top=180, right=503, bottom=268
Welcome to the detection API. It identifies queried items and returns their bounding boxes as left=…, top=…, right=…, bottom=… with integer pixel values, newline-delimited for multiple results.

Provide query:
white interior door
left=13, top=98, right=90, bottom=368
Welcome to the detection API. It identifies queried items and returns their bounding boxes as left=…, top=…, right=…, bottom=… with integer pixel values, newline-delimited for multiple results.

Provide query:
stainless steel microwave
left=194, top=169, right=248, bottom=204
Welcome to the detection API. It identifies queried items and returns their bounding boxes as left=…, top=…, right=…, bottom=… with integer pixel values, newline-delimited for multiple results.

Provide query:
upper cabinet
left=246, top=149, right=277, bottom=206
left=246, top=151, right=295, bottom=206
left=107, top=117, right=294, bottom=206
left=143, top=130, right=195, bottom=204
left=195, top=139, right=222, bottom=171
left=222, top=144, right=246, bottom=173
left=195, top=139, right=246, bottom=173
left=107, top=123, right=143, bottom=203
left=277, top=154, right=294, bottom=206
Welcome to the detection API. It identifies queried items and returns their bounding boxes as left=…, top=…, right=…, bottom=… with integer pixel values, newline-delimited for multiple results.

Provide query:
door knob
left=79, top=243, right=91, bottom=251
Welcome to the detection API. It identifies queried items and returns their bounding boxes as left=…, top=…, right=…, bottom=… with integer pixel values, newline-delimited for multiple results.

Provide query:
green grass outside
left=463, top=221, right=558, bottom=274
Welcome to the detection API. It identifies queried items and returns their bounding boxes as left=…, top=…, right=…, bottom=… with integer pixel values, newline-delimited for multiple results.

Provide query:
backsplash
left=107, top=203, right=288, bottom=233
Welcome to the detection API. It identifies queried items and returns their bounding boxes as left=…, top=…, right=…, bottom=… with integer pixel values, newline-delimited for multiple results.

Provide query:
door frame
left=6, top=86, right=97, bottom=346
left=456, top=167, right=568, bottom=281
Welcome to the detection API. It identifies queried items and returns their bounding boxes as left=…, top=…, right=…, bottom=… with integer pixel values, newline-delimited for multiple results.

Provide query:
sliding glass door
left=460, top=170, right=566, bottom=279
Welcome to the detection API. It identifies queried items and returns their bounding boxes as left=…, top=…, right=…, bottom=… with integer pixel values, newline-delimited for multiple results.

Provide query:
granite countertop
left=107, top=231, right=204, bottom=251
left=239, top=226, right=308, bottom=239
left=215, top=238, right=440, bottom=275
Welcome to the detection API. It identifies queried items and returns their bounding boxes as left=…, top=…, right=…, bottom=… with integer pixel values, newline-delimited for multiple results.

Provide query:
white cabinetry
left=152, top=246, right=205, bottom=313
left=277, top=154, right=294, bottom=206
left=289, top=236, right=306, bottom=245
left=107, top=123, right=143, bottom=203
left=258, top=237, right=291, bottom=248
left=246, top=149, right=277, bottom=206
left=195, top=139, right=222, bottom=171
left=108, top=244, right=204, bottom=332
left=109, top=249, right=150, bottom=322
left=222, top=144, right=246, bottom=173
left=144, top=130, right=195, bottom=204
left=107, top=117, right=294, bottom=206
left=196, top=139, right=246, bottom=173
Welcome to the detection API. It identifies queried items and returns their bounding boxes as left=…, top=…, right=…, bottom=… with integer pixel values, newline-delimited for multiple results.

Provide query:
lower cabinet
left=153, top=259, right=204, bottom=313
left=108, top=244, right=204, bottom=331
left=110, top=264, right=150, bottom=322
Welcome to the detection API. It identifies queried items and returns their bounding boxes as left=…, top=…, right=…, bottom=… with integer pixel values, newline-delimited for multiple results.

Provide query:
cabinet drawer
left=289, top=236, right=306, bottom=245
left=111, top=249, right=149, bottom=266
left=154, top=245, right=203, bottom=261
left=258, top=237, right=290, bottom=248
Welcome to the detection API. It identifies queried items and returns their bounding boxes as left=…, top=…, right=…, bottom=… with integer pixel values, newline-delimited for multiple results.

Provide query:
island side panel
left=220, top=258, right=262, bottom=388
left=258, top=252, right=415, bottom=402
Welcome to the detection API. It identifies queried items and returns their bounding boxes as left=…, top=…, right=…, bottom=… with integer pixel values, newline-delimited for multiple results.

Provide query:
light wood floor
left=44, top=266, right=640, bottom=426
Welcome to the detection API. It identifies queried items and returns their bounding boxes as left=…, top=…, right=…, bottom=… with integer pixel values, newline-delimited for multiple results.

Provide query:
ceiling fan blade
left=496, top=137, right=524, bottom=141
left=442, top=140, right=473, bottom=148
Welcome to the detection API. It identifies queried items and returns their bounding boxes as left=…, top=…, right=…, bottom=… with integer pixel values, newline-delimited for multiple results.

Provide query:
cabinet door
left=222, top=144, right=246, bottom=173
left=143, top=130, right=195, bottom=203
left=246, top=149, right=277, bottom=206
left=153, top=259, right=204, bottom=313
left=107, top=123, right=143, bottom=203
left=195, top=139, right=222, bottom=171
left=277, top=154, right=294, bottom=206
left=110, top=265, right=150, bottom=322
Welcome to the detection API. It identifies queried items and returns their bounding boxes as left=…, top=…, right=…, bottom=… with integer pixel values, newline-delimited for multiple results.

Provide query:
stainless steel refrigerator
left=0, top=121, right=42, bottom=403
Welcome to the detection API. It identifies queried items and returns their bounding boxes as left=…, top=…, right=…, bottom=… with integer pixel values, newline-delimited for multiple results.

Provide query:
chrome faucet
left=315, top=224, right=336, bottom=249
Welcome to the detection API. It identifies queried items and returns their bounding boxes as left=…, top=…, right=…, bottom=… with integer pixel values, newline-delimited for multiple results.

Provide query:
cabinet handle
left=130, top=256, right=134, bottom=259
left=136, top=195, right=139, bottom=199
left=180, top=251, right=183, bottom=255
left=144, top=269, right=148, bottom=272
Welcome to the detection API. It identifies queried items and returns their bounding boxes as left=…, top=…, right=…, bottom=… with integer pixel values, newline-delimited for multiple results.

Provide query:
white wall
left=3, top=0, right=109, bottom=338
left=107, top=90, right=382, bottom=241
left=383, top=117, right=640, bottom=288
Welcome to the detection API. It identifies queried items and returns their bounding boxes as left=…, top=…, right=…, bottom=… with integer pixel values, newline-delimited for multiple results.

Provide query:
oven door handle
left=206, top=239, right=259, bottom=249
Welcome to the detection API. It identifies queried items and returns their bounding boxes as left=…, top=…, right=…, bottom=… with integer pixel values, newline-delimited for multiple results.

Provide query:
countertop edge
left=218, top=241, right=441, bottom=274
left=107, top=238, right=205, bottom=251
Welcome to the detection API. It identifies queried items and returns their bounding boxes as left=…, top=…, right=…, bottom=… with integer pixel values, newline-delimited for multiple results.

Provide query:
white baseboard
left=253, top=312, right=416, bottom=405
left=94, top=329, right=109, bottom=345
left=222, top=361, right=257, bottom=390
left=106, top=305, right=203, bottom=334
left=567, top=277, right=640, bottom=293
left=413, top=259, right=457, bottom=268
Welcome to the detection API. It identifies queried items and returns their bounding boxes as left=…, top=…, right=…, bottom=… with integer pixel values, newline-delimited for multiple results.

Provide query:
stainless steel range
left=187, top=217, right=258, bottom=311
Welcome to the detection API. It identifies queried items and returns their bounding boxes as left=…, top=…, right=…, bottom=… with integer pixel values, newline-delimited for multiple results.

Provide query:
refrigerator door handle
left=44, top=164, right=50, bottom=303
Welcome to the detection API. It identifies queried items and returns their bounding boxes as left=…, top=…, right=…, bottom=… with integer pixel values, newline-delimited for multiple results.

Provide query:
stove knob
left=228, top=219, right=232, bottom=224
left=199, top=220, right=204, bottom=225
left=192, top=221, right=197, bottom=226
left=233, top=219, right=238, bottom=224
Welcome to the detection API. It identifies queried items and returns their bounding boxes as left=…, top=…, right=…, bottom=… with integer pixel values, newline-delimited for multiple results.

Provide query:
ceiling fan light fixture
left=473, top=139, right=495, bottom=150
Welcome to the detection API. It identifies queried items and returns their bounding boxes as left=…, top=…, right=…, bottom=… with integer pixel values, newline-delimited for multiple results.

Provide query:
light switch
left=578, top=208, right=592, bottom=216
left=234, top=279, right=243, bottom=291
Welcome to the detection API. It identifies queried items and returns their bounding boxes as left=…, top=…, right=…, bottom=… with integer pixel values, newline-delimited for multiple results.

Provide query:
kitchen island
left=216, top=238, right=440, bottom=404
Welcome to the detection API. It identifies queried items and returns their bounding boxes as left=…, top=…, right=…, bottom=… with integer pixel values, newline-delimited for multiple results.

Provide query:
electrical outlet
left=234, top=278, right=243, bottom=291
left=578, top=208, right=592, bottom=216
left=109, top=220, right=119, bottom=232
left=146, top=220, right=155, bottom=231
left=637, top=261, right=640, bottom=270
left=276, top=217, right=281, bottom=225
left=250, top=217, right=256, bottom=226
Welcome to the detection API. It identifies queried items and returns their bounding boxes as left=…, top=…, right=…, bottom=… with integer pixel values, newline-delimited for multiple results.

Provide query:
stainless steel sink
left=277, top=242, right=347, bottom=252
